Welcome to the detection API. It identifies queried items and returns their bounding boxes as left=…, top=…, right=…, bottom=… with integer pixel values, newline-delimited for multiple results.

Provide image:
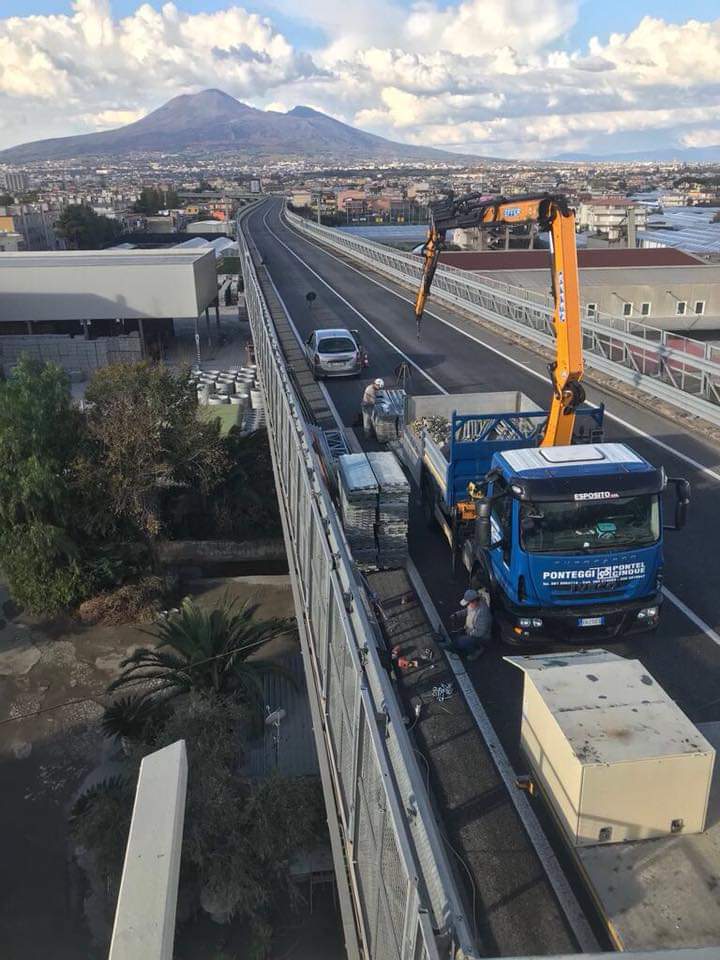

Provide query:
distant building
left=290, top=190, right=313, bottom=208
left=336, top=189, right=368, bottom=221
left=0, top=204, right=58, bottom=251
left=186, top=219, right=234, bottom=236
left=249, top=178, right=262, bottom=194
left=144, top=211, right=187, bottom=233
left=1, top=170, right=29, bottom=194
left=0, top=231, right=25, bottom=252
left=576, top=197, right=648, bottom=244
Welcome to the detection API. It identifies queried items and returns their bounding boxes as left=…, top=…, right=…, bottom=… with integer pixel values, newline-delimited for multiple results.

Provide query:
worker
left=449, top=588, right=491, bottom=660
left=361, top=377, right=384, bottom=438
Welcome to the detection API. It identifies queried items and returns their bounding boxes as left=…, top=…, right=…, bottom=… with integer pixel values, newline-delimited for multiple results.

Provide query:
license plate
left=578, top=616, right=605, bottom=627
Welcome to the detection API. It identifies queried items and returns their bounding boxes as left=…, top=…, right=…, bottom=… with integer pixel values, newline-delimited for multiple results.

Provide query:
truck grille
left=550, top=578, right=634, bottom=597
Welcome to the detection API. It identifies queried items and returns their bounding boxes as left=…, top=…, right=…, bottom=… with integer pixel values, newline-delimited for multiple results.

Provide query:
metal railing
left=239, top=219, right=476, bottom=960
left=285, top=210, right=720, bottom=427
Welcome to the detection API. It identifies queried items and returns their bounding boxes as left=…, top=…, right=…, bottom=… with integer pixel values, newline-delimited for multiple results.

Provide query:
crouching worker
left=361, top=378, right=384, bottom=438
left=449, top=588, right=491, bottom=660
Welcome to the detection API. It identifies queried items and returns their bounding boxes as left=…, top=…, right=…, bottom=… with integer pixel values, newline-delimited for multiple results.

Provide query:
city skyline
left=1, top=1, right=719, bottom=159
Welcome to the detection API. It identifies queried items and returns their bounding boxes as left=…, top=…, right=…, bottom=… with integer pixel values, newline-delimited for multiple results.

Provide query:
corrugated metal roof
left=638, top=207, right=720, bottom=254
left=0, top=248, right=214, bottom=268
left=242, top=651, right=319, bottom=778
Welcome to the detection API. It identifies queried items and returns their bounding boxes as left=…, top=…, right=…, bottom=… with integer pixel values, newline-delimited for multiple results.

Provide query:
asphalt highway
left=246, top=196, right=720, bottom=950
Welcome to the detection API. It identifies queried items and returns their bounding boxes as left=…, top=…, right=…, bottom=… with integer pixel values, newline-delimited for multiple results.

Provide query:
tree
left=0, top=358, right=107, bottom=612
left=0, top=192, right=14, bottom=206
left=75, top=692, right=325, bottom=943
left=207, top=429, right=281, bottom=540
left=133, top=187, right=179, bottom=215
left=81, top=362, right=227, bottom=551
left=108, top=597, right=296, bottom=719
left=56, top=203, right=122, bottom=249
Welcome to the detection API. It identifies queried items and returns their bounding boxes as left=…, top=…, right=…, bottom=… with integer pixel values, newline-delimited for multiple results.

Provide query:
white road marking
left=260, top=205, right=720, bottom=649
left=405, top=558, right=600, bottom=953
left=262, top=209, right=447, bottom=395
left=278, top=207, right=720, bottom=486
left=662, top=586, right=720, bottom=647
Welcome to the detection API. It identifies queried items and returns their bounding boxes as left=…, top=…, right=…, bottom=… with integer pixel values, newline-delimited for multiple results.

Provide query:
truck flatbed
left=575, top=720, right=720, bottom=951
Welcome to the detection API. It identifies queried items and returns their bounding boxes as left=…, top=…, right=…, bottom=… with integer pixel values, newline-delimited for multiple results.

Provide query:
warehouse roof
left=0, top=248, right=218, bottom=323
left=638, top=206, right=720, bottom=254
left=478, top=264, right=719, bottom=297
left=438, top=248, right=702, bottom=271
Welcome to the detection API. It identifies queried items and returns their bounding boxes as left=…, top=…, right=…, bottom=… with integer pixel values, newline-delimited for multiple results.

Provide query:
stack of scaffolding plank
left=372, top=388, right=406, bottom=443
left=367, top=451, right=410, bottom=568
left=337, top=454, right=379, bottom=568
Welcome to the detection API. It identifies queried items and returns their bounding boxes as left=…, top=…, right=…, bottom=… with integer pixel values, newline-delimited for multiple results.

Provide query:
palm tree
left=107, top=596, right=296, bottom=719
left=101, top=694, right=167, bottom=750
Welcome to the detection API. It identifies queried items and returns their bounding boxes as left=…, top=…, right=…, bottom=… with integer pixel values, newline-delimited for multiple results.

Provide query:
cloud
left=86, top=108, right=146, bottom=127
left=681, top=128, right=720, bottom=149
left=0, top=0, right=319, bottom=147
left=0, top=0, right=719, bottom=159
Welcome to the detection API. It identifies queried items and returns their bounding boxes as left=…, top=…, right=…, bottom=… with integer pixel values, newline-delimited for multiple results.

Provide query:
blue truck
left=398, top=391, right=690, bottom=645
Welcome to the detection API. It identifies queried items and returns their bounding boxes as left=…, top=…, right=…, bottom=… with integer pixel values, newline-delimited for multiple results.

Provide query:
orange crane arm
left=414, top=192, right=584, bottom=446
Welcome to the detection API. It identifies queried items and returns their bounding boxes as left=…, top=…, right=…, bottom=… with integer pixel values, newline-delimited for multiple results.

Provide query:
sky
left=1, top=0, right=719, bottom=158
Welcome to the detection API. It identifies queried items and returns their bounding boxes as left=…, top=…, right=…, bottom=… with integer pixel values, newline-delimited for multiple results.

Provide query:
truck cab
left=473, top=443, right=689, bottom=645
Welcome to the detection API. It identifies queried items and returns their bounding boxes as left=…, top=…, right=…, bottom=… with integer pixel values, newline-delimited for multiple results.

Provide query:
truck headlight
left=519, top=618, right=543, bottom=629
left=637, top=606, right=659, bottom=620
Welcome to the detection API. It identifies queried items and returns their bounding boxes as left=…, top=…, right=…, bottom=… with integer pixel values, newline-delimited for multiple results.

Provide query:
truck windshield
left=520, top=494, right=660, bottom=554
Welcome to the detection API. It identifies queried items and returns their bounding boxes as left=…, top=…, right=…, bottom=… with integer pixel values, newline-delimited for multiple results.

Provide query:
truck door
left=490, top=477, right=513, bottom=593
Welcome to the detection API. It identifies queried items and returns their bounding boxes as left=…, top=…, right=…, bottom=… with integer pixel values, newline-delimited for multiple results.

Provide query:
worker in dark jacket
left=449, top=588, right=491, bottom=659
left=361, top=378, right=384, bottom=437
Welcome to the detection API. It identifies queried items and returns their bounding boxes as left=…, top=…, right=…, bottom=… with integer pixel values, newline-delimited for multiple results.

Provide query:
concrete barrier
left=156, top=538, right=287, bottom=566
left=109, top=740, right=187, bottom=960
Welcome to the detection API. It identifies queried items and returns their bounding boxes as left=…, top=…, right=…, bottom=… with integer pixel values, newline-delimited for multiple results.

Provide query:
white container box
left=506, top=650, right=715, bottom=846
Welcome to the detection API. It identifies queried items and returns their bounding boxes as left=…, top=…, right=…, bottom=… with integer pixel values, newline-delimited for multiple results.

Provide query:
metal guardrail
left=239, top=218, right=476, bottom=960
left=285, top=210, right=720, bottom=427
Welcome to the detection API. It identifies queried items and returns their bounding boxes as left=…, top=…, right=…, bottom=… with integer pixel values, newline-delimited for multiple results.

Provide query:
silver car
left=304, top=327, right=368, bottom=379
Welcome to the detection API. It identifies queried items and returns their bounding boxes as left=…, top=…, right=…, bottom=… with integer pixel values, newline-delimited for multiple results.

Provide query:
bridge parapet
left=238, top=216, right=477, bottom=960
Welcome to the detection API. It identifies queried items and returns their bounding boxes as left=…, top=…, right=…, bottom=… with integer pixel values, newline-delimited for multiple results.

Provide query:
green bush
left=1, top=523, right=92, bottom=615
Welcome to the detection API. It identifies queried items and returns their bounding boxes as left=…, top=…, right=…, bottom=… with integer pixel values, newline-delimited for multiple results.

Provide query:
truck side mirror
left=665, top=477, right=690, bottom=531
left=476, top=500, right=491, bottom=549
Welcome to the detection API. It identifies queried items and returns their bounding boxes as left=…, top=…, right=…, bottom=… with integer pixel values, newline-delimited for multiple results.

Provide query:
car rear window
left=318, top=337, right=355, bottom=354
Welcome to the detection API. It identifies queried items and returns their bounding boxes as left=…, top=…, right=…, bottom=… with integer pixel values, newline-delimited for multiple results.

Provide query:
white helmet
left=374, top=378, right=385, bottom=389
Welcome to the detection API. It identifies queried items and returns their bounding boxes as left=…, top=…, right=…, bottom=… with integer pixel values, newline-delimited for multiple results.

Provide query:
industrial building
left=439, top=247, right=720, bottom=331
left=638, top=206, right=720, bottom=256
left=0, top=248, right=219, bottom=374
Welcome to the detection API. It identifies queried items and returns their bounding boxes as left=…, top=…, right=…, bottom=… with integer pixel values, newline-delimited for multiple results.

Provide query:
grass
left=198, top=404, right=242, bottom=436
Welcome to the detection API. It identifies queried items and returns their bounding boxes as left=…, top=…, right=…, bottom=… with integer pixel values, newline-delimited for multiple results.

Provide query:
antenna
left=265, top=707, right=286, bottom=768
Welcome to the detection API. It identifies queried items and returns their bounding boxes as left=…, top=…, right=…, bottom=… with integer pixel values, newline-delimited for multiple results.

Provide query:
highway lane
left=248, top=197, right=720, bottom=729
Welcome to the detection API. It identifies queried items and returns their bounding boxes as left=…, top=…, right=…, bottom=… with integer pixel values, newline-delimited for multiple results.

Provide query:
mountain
left=0, top=89, right=480, bottom=163
left=552, top=146, right=720, bottom=163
